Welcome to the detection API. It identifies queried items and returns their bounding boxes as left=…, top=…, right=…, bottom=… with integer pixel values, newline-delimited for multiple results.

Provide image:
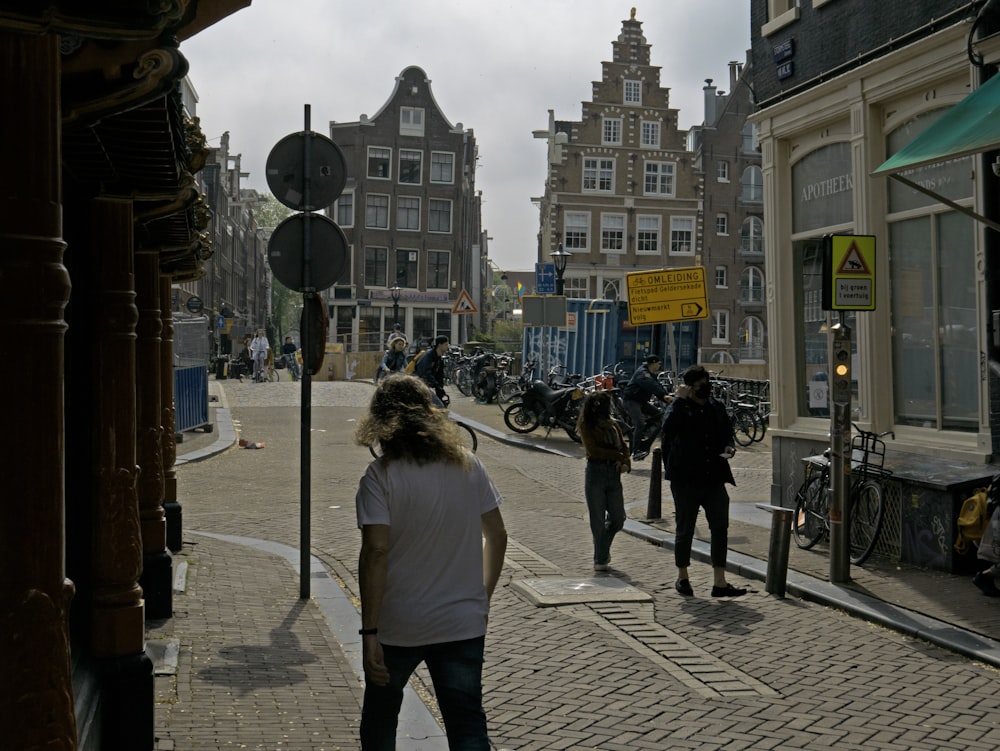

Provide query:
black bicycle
left=792, top=424, right=894, bottom=565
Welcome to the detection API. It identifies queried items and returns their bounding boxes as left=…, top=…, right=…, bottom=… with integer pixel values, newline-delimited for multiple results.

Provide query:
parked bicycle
left=792, top=424, right=895, bottom=565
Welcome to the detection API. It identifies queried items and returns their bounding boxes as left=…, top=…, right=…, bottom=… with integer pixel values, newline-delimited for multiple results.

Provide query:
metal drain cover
left=511, top=576, right=652, bottom=607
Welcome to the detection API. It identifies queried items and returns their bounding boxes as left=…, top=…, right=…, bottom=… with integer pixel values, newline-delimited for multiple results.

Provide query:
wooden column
left=135, top=250, right=172, bottom=620
left=0, top=32, right=76, bottom=750
left=161, top=274, right=182, bottom=552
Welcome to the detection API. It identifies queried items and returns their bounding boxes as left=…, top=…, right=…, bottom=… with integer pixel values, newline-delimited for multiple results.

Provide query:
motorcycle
left=503, top=380, right=584, bottom=442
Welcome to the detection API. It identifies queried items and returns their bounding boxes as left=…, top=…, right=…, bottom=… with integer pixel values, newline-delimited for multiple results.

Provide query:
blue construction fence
left=173, top=315, right=211, bottom=436
left=521, top=298, right=699, bottom=379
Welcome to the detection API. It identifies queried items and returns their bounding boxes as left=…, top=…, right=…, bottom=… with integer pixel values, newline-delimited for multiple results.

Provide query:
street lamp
left=550, top=243, right=571, bottom=296
left=390, top=285, right=401, bottom=328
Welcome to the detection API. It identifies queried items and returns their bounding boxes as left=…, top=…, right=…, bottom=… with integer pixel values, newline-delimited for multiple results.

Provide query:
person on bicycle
left=281, top=335, right=301, bottom=380
left=380, top=333, right=408, bottom=377
left=622, top=355, right=671, bottom=461
left=661, top=364, right=746, bottom=598
left=250, top=329, right=269, bottom=383
left=415, top=335, right=450, bottom=407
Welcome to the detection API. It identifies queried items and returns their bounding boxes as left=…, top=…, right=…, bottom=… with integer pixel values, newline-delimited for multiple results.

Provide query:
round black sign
left=185, top=295, right=204, bottom=314
left=267, top=213, right=348, bottom=292
left=266, top=131, right=347, bottom=211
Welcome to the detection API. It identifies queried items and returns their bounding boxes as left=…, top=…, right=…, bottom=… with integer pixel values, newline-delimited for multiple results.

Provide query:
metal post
left=300, top=104, right=313, bottom=600
left=757, top=504, right=793, bottom=597
left=829, top=314, right=852, bottom=583
left=646, top=447, right=662, bottom=519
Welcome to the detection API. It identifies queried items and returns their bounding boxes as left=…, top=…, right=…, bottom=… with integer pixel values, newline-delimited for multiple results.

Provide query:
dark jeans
left=585, top=461, right=626, bottom=565
left=360, top=635, right=489, bottom=751
left=671, top=480, right=731, bottom=569
left=624, top=398, right=661, bottom=454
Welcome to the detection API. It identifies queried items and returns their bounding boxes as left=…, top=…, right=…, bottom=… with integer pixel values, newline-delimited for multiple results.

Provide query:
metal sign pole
left=300, top=104, right=313, bottom=600
left=829, top=312, right=851, bottom=583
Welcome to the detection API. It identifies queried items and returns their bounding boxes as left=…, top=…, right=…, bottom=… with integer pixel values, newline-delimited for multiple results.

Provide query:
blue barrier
left=174, top=365, right=209, bottom=434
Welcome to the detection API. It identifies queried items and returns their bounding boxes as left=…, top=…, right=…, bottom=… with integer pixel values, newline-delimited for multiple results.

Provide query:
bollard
left=646, top=447, right=662, bottom=520
left=756, top=503, right=793, bottom=597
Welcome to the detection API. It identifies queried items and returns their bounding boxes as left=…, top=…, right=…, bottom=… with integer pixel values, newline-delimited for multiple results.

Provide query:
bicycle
left=792, top=424, right=895, bottom=565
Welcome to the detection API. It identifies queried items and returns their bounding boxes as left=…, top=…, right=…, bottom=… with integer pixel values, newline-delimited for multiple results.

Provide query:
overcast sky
left=181, top=0, right=751, bottom=270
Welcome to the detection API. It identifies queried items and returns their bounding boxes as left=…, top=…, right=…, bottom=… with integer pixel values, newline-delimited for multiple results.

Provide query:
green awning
left=873, top=73, right=1000, bottom=175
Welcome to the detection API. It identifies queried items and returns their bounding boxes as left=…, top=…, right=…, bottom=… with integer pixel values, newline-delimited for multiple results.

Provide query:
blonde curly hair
left=355, top=375, right=470, bottom=467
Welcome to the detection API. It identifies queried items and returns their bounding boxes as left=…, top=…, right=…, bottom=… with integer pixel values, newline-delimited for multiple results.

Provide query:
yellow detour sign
left=826, top=234, right=876, bottom=311
left=625, top=266, right=710, bottom=325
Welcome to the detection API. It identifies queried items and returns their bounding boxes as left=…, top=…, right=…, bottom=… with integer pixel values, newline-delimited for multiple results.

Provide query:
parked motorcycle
left=503, top=380, right=584, bottom=442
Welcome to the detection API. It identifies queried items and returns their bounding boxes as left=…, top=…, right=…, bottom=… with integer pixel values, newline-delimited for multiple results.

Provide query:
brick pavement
left=152, top=379, right=1000, bottom=750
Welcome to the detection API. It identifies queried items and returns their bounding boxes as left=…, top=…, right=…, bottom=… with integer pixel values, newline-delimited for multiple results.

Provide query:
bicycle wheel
left=792, top=474, right=827, bottom=549
left=455, top=367, right=474, bottom=397
left=496, top=379, right=522, bottom=406
left=849, top=479, right=885, bottom=565
left=454, top=420, right=478, bottom=453
left=503, top=402, right=539, bottom=433
left=750, top=410, right=767, bottom=442
left=267, top=367, right=279, bottom=383
left=732, top=409, right=756, bottom=447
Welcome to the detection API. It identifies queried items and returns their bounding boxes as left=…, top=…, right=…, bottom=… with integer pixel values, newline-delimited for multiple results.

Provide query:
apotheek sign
left=792, top=142, right=853, bottom=234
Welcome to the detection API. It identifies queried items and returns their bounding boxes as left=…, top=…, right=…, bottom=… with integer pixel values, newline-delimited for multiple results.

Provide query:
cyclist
left=379, top=333, right=409, bottom=378
left=281, top=335, right=301, bottom=380
left=415, top=335, right=450, bottom=407
left=622, top=354, right=671, bottom=461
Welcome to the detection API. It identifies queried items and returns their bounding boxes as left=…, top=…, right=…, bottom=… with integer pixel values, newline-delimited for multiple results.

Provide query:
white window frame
left=669, top=216, right=695, bottom=256
left=640, top=121, right=660, bottom=148
left=715, top=265, right=728, bottom=288
left=635, top=215, right=661, bottom=255
left=365, top=193, right=390, bottom=229
left=396, top=195, right=420, bottom=231
left=624, top=79, right=642, bottom=105
left=583, top=158, right=615, bottom=193
left=428, top=198, right=452, bottom=234
left=430, top=151, right=454, bottom=183
left=400, top=107, right=425, bottom=136
left=367, top=147, right=391, bottom=180
left=398, top=149, right=422, bottom=185
left=600, top=213, right=626, bottom=254
left=763, top=1, right=800, bottom=36
left=741, top=166, right=764, bottom=202
left=740, top=267, right=765, bottom=304
left=712, top=310, right=730, bottom=344
left=644, top=160, right=675, bottom=197
left=602, top=117, right=623, bottom=146
left=564, top=211, right=590, bottom=250
left=564, top=277, right=590, bottom=298
left=716, top=214, right=729, bottom=236
left=741, top=216, right=764, bottom=253
left=717, top=161, right=730, bottom=182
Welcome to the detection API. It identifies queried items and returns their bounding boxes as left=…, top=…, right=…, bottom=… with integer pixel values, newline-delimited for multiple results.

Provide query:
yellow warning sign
left=829, top=235, right=876, bottom=311
left=452, top=288, right=478, bottom=315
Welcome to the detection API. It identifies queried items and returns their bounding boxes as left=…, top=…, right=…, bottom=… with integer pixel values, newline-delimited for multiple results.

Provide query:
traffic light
left=830, top=322, right=851, bottom=407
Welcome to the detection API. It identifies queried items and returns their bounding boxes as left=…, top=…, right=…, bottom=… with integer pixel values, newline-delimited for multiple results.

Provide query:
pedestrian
left=354, top=375, right=508, bottom=750
left=660, top=364, right=747, bottom=598
left=622, top=354, right=672, bottom=461
left=414, top=334, right=450, bottom=407
left=249, top=329, right=269, bottom=382
left=577, top=391, right=631, bottom=572
left=379, top=333, right=408, bottom=377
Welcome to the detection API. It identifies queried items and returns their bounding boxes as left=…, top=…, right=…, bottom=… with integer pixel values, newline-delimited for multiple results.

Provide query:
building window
left=395, top=248, right=418, bottom=287
left=365, top=194, right=389, bottom=228
left=713, top=310, right=730, bottom=343
left=740, top=267, right=765, bottom=303
left=564, top=211, right=590, bottom=250
left=644, top=161, right=675, bottom=196
left=640, top=121, right=660, bottom=148
left=600, top=214, right=625, bottom=253
left=742, top=121, right=759, bottom=152
left=669, top=216, right=694, bottom=255
left=738, top=316, right=766, bottom=360
left=399, top=150, right=422, bottom=184
left=716, top=214, right=729, bottom=236
left=624, top=79, right=642, bottom=104
left=335, top=191, right=354, bottom=228
left=428, top=198, right=452, bottom=233
left=741, top=216, right=764, bottom=252
left=717, top=161, right=730, bottom=181
left=364, top=246, right=387, bottom=287
left=583, top=158, right=614, bottom=192
left=741, top=166, right=763, bottom=202
left=636, top=215, right=660, bottom=254
left=368, top=147, right=391, bottom=179
left=397, top=196, right=420, bottom=231
left=427, top=250, right=450, bottom=289
left=565, top=277, right=590, bottom=298
left=430, top=151, right=454, bottom=183
left=602, top=118, right=622, bottom=145
left=715, top=265, right=728, bottom=288
left=400, top=107, right=424, bottom=136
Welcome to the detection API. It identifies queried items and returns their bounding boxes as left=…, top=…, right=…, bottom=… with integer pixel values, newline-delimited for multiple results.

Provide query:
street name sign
left=823, top=234, right=876, bottom=311
left=625, top=266, right=710, bottom=325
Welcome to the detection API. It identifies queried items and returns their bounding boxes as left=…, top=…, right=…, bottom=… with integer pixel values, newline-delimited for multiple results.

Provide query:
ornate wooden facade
left=0, top=2, right=250, bottom=749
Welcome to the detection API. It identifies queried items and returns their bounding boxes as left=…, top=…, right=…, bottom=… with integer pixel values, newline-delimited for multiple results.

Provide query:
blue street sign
left=216, top=315, right=225, bottom=330
left=535, top=262, right=556, bottom=294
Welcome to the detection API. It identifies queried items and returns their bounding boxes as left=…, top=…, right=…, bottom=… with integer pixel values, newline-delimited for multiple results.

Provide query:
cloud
left=182, top=0, right=750, bottom=269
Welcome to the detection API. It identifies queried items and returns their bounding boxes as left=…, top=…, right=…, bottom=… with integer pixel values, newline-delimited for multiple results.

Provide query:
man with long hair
left=354, top=375, right=508, bottom=749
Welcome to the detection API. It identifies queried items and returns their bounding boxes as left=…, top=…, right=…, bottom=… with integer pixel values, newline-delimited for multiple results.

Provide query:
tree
left=254, top=192, right=293, bottom=229
left=254, top=194, right=298, bottom=343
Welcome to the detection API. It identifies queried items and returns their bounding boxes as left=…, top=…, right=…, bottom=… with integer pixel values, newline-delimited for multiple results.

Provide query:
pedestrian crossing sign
left=452, top=288, right=478, bottom=315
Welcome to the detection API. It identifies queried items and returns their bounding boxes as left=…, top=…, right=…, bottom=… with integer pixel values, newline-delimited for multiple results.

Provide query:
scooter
left=502, top=380, right=584, bottom=442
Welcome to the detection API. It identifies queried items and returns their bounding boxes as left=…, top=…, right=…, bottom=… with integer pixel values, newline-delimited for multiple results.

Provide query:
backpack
left=404, top=349, right=426, bottom=374
left=955, top=486, right=990, bottom=553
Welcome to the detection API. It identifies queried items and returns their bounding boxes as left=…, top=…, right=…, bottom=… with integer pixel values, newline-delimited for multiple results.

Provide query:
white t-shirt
left=356, top=455, right=503, bottom=647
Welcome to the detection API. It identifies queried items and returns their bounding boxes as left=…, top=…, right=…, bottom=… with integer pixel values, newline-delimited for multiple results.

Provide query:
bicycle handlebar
left=851, top=423, right=895, bottom=440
